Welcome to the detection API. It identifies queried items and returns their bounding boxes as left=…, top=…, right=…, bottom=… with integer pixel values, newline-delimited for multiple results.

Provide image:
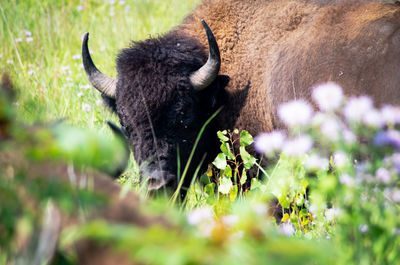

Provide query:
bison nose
left=143, top=168, right=175, bottom=190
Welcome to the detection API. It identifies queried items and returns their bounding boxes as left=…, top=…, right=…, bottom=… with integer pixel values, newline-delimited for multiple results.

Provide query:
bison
left=82, top=0, right=400, bottom=192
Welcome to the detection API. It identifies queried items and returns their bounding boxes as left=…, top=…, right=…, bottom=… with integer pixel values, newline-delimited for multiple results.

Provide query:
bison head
left=82, top=21, right=229, bottom=192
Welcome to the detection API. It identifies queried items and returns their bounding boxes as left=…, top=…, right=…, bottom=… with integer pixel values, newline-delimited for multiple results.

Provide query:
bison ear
left=197, top=74, right=230, bottom=108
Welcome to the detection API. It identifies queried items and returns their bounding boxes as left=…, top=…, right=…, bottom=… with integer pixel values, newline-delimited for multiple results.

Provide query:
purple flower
left=343, top=96, right=373, bottom=122
left=278, top=100, right=313, bottom=127
left=254, top=131, right=286, bottom=155
left=312, top=82, right=343, bottom=112
left=374, top=130, right=400, bottom=149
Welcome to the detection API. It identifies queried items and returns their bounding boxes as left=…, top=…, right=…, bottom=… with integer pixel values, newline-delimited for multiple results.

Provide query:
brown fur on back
left=179, top=0, right=400, bottom=133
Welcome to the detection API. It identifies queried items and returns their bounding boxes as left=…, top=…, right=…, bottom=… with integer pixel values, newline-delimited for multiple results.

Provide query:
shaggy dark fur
left=115, top=32, right=232, bottom=191
left=89, top=0, right=400, bottom=192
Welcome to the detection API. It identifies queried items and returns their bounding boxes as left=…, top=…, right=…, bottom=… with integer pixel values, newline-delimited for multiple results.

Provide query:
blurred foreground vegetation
left=1, top=0, right=400, bottom=264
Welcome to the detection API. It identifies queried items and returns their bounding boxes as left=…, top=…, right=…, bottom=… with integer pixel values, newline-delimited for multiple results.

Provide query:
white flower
left=376, top=168, right=391, bottom=184
left=109, top=0, right=116, bottom=4
left=282, top=135, right=313, bottom=157
left=363, top=109, right=384, bottom=128
left=187, top=207, right=213, bottom=226
left=221, top=215, right=239, bottom=227
left=82, top=103, right=91, bottom=112
left=100, top=45, right=106, bottom=52
left=7, top=60, right=13, bottom=64
left=14, top=102, right=19, bottom=106
left=312, top=82, right=343, bottom=111
left=381, top=105, right=400, bottom=125
left=279, top=222, right=295, bottom=236
left=96, top=99, right=103, bottom=106
left=254, top=131, right=286, bottom=155
left=23, top=30, right=32, bottom=37
left=77, top=92, right=84, bottom=98
left=0, top=54, right=3, bottom=58
left=61, top=66, right=70, bottom=73
left=15, top=38, right=23, bottom=43
left=72, top=54, right=81, bottom=60
left=304, top=154, right=329, bottom=171
left=278, top=100, right=313, bottom=127
left=285, top=136, right=313, bottom=156
left=391, top=189, right=400, bottom=203
left=359, top=224, right=369, bottom=233
left=343, top=96, right=373, bottom=122
left=320, top=118, right=341, bottom=141
left=333, top=151, right=348, bottom=168
left=325, top=207, right=341, bottom=221
left=343, top=129, right=356, bottom=143
left=26, top=37, right=34, bottom=43
left=27, top=69, right=35, bottom=76
left=77, top=5, right=83, bottom=11
left=118, top=0, right=125, bottom=5
left=339, top=174, right=355, bottom=187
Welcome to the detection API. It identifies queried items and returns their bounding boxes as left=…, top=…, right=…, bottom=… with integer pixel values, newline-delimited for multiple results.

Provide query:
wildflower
left=280, top=222, right=295, bottom=236
left=339, top=174, right=355, bottom=187
left=187, top=207, right=213, bottom=226
left=27, top=69, right=35, bottom=76
left=77, top=92, right=84, bottom=98
left=282, top=135, right=313, bottom=157
left=391, top=189, right=400, bottom=203
left=0, top=54, right=3, bottom=59
left=15, top=38, right=23, bottom=43
left=312, top=82, right=343, bottom=111
left=325, top=207, right=341, bottom=221
left=221, top=215, right=239, bottom=227
left=77, top=5, right=83, bottom=11
left=109, top=0, right=116, bottom=4
left=26, top=37, right=34, bottom=43
left=333, top=151, right=348, bottom=168
left=305, top=154, right=329, bottom=171
left=81, top=84, right=91, bottom=90
left=374, top=130, right=400, bottom=149
left=381, top=105, right=400, bottom=125
left=14, top=102, right=19, bottom=107
left=359, top=224, right=369, bottom=233
left=100, top=45, right=106, bottom=52
left=82, top=103, right=91, bottom=112
left=61, top=66, right=70, bottom=74
left=376, top=168, right=391, bottom=184
left=278, top=100, right=313, bottom=127
left=363, top=109, right=384, bottom=128
left=320, top=118, right=341, bottom=141
left=7, top=60, right=13, bottom=64
left=254, top=131, right=285, bottom=155
left=72, top=54, right=81, bottom=60
left=343, top=96, right=373, bottom=122
left=119, top=0, right=125, bottom=5
left=96, top=99, right=103, bottom=106
left=23, top=30, right=32, bottom=37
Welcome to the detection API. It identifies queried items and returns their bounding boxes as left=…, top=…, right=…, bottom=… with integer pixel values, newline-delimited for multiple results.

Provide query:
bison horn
left=190, top=20, right=221, bottom=91
left=82, top=32, right=117, bottom=98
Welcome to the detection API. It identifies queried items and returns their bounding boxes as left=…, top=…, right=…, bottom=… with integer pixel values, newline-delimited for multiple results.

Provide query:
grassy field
left=0, top=0, right=198, bottom=127
left=1, top=1, right=400, bottom=264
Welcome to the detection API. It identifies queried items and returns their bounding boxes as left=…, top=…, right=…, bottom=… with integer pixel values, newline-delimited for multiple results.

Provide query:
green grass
left=0, top=0, right=199, bottom=127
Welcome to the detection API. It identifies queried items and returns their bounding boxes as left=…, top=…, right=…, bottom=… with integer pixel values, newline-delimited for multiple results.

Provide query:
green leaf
left=229, top=185, right=238, bottom=201
left=281, top=213, right=290, bottom=222
left=219, top=176, right=233, bottom=195
left=240, top=146, right=256, bottom=169
left=240, top=168, right=247, bottom=185
left=200, top=173, right=211, bottom=185
left=212, top=153, right=227, bottom=170
left=217, top=130, right=229, bottom=142
left=204, top=183, right=216, bottom=196
left=278, top=194, right=290, bottom=209
left=220, top=143, right=235, bottom=160
left=224, top=165, right=232, bottom=178
left=240, top=130, right=254, bottom=147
